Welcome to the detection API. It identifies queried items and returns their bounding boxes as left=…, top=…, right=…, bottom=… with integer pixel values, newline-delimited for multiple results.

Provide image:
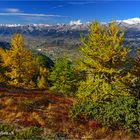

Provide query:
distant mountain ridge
left=0, top=23, right=88, bottom=37
left=1, top=18, right=140, bottom=38
left=0, top=18, right=140, bottom=58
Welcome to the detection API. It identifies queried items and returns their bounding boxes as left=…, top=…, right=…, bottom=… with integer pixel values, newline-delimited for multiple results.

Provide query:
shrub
left=48, top=57, right=78, bottom=95
left=70, top=95, right=140, bottom=135
left=0, top=124, right=43, bottom=140
left=0, top=123, right=15, bottom=140
left=15, top=126, right=42, bottom=139
left=0, top=123, right=14, bottom=133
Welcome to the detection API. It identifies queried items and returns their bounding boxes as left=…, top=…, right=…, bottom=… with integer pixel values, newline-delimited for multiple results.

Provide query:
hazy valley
left=1, top=19, right=140, bottom=59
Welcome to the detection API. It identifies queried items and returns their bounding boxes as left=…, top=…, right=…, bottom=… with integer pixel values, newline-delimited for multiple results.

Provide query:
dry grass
left=0, top=90, right=139, bottom=139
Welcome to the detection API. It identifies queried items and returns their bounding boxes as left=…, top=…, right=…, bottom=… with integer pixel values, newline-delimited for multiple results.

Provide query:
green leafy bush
left=0, top=123, right=16, bottom=140
left=70, top=95, right=140, bottom=135
left=0, top=124, right=43, bottom=140
left=0, top=123, right=14, bottom=133
left=15, top=126, right=42, bottom=140
left=48, top=57, right=78, bottom=95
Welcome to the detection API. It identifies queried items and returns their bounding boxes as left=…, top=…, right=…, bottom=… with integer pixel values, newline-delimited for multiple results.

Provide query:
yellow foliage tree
left=77, top=21, right=131, bottom=101
left=0, top=48, right=7, bottom=86
left=37, top=66, right=48, bottom=89
left=1, top=33, right=36, bottom=88
left=80, top=22, right=129, bottom=79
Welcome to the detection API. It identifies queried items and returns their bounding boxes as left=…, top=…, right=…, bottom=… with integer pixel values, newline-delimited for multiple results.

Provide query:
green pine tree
left=48, top=57, right=76, bottom=95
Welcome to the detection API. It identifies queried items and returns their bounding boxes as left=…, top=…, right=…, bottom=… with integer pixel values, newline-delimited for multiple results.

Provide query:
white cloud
left=5, top=8, right=20, bottom=13
left=70, top=20, right=82, bottom=25
left=117, top=17, right=140, bottom=25
left=0, top=12, right=64, bottom=17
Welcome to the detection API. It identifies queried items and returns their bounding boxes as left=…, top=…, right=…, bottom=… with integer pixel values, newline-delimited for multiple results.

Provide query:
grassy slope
left=0, top=89, right=139, bottom=139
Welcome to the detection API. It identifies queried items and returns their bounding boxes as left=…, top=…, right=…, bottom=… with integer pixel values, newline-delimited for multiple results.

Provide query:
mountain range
left=0, top=18, right=140, bottom=58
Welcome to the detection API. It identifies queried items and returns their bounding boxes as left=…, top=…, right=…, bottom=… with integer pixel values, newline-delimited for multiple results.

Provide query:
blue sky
left=0, top=1, right=140, bottom=24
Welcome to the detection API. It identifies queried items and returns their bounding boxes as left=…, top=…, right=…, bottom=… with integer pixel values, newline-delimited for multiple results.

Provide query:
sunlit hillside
left=0, top=1, right=140, bottom=139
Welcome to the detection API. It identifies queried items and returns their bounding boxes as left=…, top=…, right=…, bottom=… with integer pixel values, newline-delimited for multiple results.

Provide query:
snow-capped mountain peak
left=69, top=20, right=82, bottom=26
left=117, top=18, right=140, bottom=25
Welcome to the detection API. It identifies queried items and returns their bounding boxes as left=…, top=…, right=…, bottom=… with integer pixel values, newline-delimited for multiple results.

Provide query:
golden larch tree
left=2, top=33, right=36, bottom=88
left=77, top=22, right=132, bottom=101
